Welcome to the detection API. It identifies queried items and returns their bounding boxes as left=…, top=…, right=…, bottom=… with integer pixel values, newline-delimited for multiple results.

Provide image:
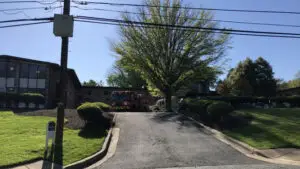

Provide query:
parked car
left=150, top=99, right=166, bottom=112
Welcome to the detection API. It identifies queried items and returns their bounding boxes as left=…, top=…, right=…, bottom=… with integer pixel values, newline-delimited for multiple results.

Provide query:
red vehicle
left=111, top=91, right=150, bottom=111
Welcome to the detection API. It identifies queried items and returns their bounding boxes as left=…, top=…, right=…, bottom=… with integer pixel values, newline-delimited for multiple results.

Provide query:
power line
left=0, top=17, right=53, bottom=24
left=72, top=1, right=300, bottom=15
left=77, top=16, right=300, bottom=36
left=75, top=19, right=300, bottom=39
left=72, top=6, right=300, bottom=28
left=0, top=21, right=51, bottom=28
left=0, top=6, right=61, bottom=12
left=0, top=0, right=61, bottom=5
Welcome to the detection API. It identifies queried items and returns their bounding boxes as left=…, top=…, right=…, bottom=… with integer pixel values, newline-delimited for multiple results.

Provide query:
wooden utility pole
left=54, top=0, right=70, bottom=165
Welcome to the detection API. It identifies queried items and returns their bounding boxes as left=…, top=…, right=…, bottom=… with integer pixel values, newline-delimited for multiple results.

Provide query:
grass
left=0, top=111, right=106, bottom=167
left=224, top=108, right=300, bottom=149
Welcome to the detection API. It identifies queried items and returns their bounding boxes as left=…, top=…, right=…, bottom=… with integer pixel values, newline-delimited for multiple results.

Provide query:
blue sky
left=1, top=0, right=300, bottom=85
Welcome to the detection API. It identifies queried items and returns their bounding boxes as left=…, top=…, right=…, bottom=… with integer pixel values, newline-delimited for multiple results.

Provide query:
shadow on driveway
left=151, top=112, right=213, bottom=135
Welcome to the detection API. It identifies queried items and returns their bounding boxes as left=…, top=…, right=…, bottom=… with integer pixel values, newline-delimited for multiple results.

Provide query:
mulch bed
left=13, top=109, right=85, bottom=129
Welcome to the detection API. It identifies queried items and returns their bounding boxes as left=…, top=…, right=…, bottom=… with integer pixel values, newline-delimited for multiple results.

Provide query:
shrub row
left=192, top=96, right=300, bottom=107
left=181, top=99, right=234, bottom=124
left=0, top=92, right=45, bottom=104
left=77, top=102, right=111, bottom=126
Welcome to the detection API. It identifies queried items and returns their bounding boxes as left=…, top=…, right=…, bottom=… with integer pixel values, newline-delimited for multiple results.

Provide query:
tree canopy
left=278, top=71, right=300, bottom=89
left=112, top=0, right=230, bottom=111
left=82, top=80, right=104, bottom=87
left=217, top=57, right=277, bottom=97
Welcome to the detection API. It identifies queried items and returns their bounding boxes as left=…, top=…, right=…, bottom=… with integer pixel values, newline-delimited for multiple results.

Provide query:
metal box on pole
left=53, top=14, right=74, bottom=37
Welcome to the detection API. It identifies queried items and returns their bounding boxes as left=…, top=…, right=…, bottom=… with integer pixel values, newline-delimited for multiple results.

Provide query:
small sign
left=45, top=121, right=56, bottom=151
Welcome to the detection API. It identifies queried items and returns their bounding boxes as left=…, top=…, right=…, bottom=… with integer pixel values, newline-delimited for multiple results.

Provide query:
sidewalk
left=257, top=148, right=300, bottom=162
left=12, top=160, right=62, bottom=169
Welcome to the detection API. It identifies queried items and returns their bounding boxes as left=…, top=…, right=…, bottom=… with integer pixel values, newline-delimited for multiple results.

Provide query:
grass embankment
left=225, top=108, right=300, bottom=149
left=0, top=111, right=105, bottom=167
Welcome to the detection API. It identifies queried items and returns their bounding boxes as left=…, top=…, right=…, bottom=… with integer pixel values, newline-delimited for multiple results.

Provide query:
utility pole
left=54, top=0, right=71, bottom=165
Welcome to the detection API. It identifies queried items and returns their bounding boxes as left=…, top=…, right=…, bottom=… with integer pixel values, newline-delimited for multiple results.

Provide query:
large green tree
left=112, top=0, right=230, bottom=111
left=219, top=57, right=277, bottom=97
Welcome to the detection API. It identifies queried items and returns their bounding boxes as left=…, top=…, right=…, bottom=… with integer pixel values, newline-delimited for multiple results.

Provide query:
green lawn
left=0, top=111, right=105, bottom=167
left=225, top=108, right=300, bottom=149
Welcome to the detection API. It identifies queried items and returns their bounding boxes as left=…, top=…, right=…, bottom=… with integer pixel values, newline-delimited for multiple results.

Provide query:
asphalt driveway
left=93, top=112, right=299, bottom=169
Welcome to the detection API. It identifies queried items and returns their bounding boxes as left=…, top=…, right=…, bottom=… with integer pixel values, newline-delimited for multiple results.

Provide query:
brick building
left=80, top=86, right=148, bottom=105
left=0, top=55, right=81, bottom=108
left=0, top=55, right=148, bottom=109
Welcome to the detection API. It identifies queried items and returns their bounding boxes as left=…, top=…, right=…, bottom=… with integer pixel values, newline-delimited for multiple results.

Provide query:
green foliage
left=0, top=111, right=105, bottom=167
left=216, top=80, right=231, bottom=96
left=225, top=108, right=300, bottom=149
left=93, top=102, right=111, bottom=112
left=0, top=92, right=45, bottom=104
left=220, top=57, right=277, bottom=97
left=207, top=101, right=234, bottom=122
left=20, top=93, right=45, bottom=104
left=112, top=0, right=230, bottom=111
left=106, top=63, right=147, bottom=88
left=83, top=79, right=104, bottom=87
left=77, top=102, right=111, bottom=125
left=279, top=71, right=300, bottom=90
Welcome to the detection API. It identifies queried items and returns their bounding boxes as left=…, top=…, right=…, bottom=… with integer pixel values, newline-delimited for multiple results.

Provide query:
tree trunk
left=165, top=88, right=172, bottom=112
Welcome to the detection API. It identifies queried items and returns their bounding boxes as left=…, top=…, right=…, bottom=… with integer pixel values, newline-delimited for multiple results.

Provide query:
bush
left=77, top=102, right=111, bottom=126
left=93, top=102, right=111, bottom=112
left=0, top=92, right=45, bottom=105
left=184, top=98, right=213, bottom=113
left=20, top=93, right=45, bottom=104
left=207, top=101, right=234, bottom=122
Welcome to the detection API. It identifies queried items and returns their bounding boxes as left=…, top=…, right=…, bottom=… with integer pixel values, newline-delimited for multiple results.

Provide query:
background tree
left=218, top=57, right=277, bottom=97
left=254, top=57, right=277, bottom=96
left=112, top=0, right=230, bottom=111
left=278, top=71, right=300, bottom=89
left=82, top=79, right=105, bottom=87
left=106, top=63, right=147, bottom=88
left=82, top=79, right=98, bottom=87
left=216, top=80, right=231, bottom=96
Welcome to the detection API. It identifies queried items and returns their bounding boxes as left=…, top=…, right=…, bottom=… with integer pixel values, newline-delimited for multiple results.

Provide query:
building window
left=20, top=63, right=29, bottom=78
left=29, top=64, right=38, bottom=79
left=7, top=62, right=16, bottom=78
left=104, top=91, right=110, bottom=95
left=0, top=78, right=5, bottom=92
left=88, top=90, right=92, bottom=95
left=0, top=62, right=6, bottom=77
left=37, top=79, right=46, bottom=89
left=37, top=65, right=47, bottom=79
left=19, top=78, right=28, bottom=88
left=6, top=78, right=15, bottom=88
left=28, top=79, right=37, bottom=88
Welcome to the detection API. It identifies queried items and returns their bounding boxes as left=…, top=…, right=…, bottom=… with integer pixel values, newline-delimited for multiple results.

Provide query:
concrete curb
left=180, top=113, right=300, bottom=166
left=0, top=158, right=43, bottom=169
left=64, top=114, right=117, bottom=169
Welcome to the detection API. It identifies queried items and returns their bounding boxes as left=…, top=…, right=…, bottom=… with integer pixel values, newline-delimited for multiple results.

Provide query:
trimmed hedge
left=77, top=102, right=111, bottom=125
left=207, top=101, right=234, bottom=122
left=189, top=96, right=300, bottom=107
left=0, top=92, right=45, bottom=104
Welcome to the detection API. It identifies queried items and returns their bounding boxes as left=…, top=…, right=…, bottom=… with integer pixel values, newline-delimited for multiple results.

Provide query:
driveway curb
left=180, top=113, right=300, bottom=166
left=64, top=114, right=117, bottom=169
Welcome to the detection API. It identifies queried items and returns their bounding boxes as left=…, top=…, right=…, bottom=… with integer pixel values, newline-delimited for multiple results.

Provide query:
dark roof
left=1, top=55, right=82, bottom=88
left=82, top=86, right=146, bottom=91
left=0, top=55, right=60, bottom=68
